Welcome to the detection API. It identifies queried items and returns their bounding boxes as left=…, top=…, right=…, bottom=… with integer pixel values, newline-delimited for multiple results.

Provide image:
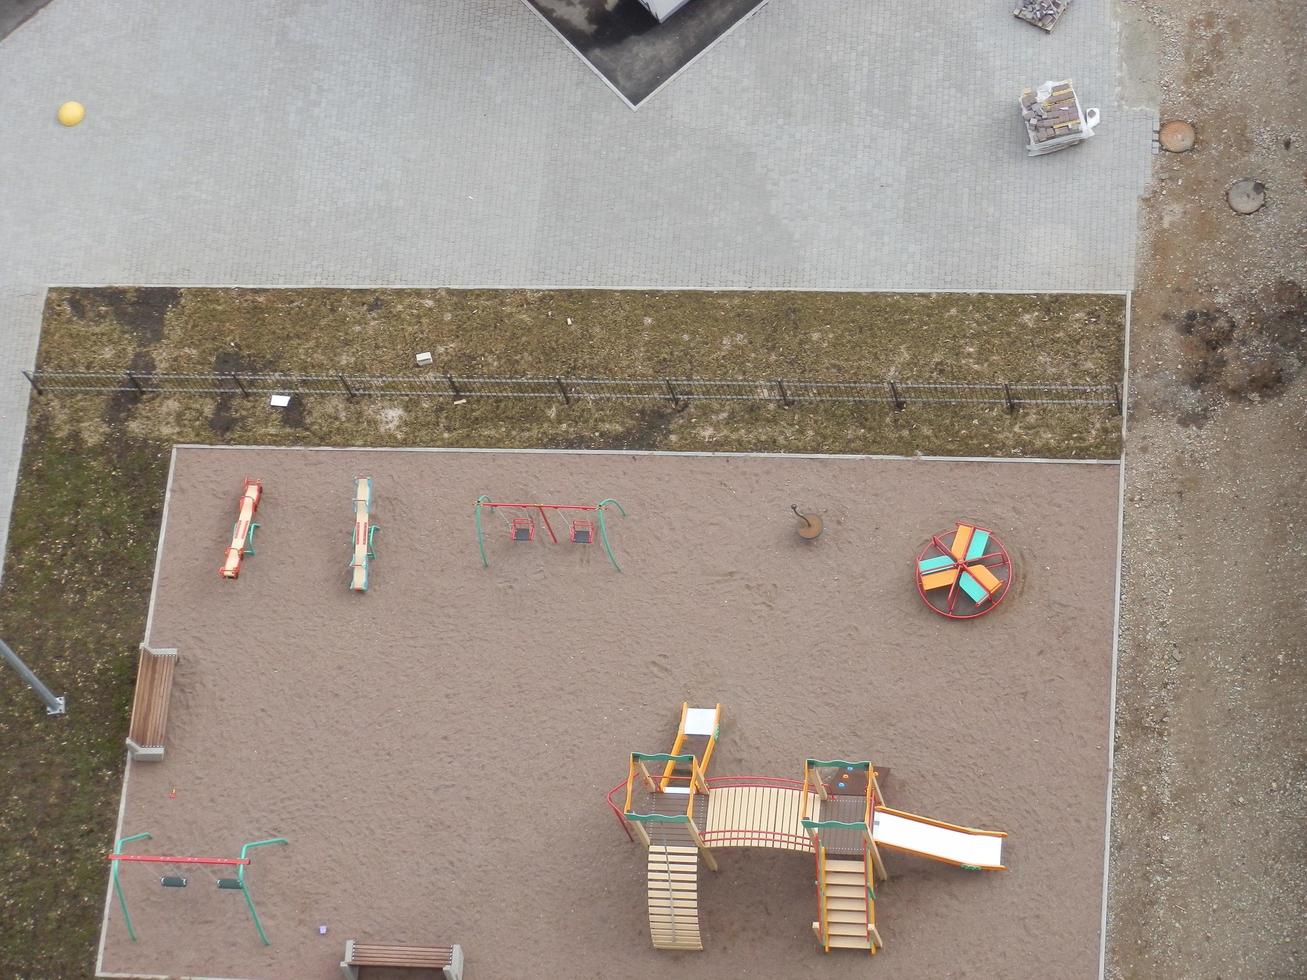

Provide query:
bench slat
left=127, top=647, right=179, bottom=757
left=347, top=942, right=454, bottom=967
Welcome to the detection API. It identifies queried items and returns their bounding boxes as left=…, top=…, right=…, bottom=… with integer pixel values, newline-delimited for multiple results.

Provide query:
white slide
left=871, top=807, right=1006, bottom=870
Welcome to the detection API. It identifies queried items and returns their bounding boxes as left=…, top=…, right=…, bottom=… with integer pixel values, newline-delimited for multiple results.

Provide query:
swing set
left=474, top=495, right=626, bottom=571
left=107, top=832, right=289, bottom=945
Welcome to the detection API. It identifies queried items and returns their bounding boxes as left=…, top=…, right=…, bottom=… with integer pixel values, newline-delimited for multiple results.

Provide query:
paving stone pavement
left=0, top=0, right=1154, bottom=568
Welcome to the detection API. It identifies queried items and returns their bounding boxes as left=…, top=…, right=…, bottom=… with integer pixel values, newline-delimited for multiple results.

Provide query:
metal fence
left=22, top=370, right=1122, bottom=414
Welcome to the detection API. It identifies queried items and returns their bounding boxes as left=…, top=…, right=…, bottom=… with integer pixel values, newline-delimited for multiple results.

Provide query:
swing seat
left=509, top=517, right=535, bottom=542
left=570, top=519, right=595, bottom=544
left=160, top=875, right=188, bottom=888
left=217, top=878, right=244, bottom=890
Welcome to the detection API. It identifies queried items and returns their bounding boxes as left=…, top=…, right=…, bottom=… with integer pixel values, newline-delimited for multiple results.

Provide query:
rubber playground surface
left=99, top=447, right=1120, bottom=979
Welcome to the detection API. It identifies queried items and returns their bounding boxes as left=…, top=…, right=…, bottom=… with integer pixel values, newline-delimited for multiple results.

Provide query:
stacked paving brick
left=1020, top=79, right=1098, bottom=155
left=1013, top=0, right=1071, bottom=31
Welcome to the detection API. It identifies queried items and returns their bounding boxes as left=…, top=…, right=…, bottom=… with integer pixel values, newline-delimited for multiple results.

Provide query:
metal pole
left=595, top=498, right=626, bottom=572
left=664, top=380, right=682, bottom=409
left=111, top=832, right=153, bottom=942
left=22, top=370, right=42, bottom=395
left=237, top=838, right=289, bottom=946
left=887, top=380, right=905, bottom=411
left=475, top=495, right=490, bottom=568
left=231, top=372, right=249, bottom=396
left=0, top=637, right=65, bottom=714
left=555, top=377, right=571, bottom=405
left=125, top=371, right=144, bottom=394
left=776, top=379, right=792, bottom=407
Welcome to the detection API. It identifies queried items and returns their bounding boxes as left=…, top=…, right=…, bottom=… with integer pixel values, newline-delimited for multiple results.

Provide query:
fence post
left=887, top=380, right=905, bottom=411
left=22, top=370, right=42, bottom=396
left=665, top=379, right=685, bottom=410
left=1112, top=383, right=1123, bottom=415
left=0, top=637, right=65, bottom=716
left=776, top=379, right=793, bottom=407
left=231, top=372, right=249, bottom=396
left=1003, top=383, right=1016, bottom=414
left=125, top=371, right=144, bottom=394
left=445, top=373, right=462, bottom=400
left=556, top=377, right=571, bottom=405
left=339, top=374, right=355, bottom=399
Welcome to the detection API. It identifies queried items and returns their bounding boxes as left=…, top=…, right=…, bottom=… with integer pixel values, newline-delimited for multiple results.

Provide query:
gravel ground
left=1109, top=2, right=1307, bottom=977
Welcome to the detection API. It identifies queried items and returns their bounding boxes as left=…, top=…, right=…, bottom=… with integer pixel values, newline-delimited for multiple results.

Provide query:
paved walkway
left=0, top=0, right=1154, bottom=566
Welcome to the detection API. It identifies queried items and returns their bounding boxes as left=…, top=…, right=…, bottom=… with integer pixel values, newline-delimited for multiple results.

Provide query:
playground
left=99, top=446, right=1120, bottom=979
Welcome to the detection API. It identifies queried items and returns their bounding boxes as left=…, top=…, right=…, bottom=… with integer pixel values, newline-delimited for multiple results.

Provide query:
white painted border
left=45, top=282, right=1132, bottom=296
left=169, top=445, right=1121, bottom=465
left=515, top=0, right=775, bottom=111
left=1096, top=291, right=1132, bottom=980
left=96, top=448, right=178, bottom=979
left=94, top=753, right=134, bottom=978
left=143, top=447, right=179, bottom=643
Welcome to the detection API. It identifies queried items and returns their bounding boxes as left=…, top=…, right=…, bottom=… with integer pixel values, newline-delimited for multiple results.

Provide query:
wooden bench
left=125, top=646, right=178, bottom=761
left=340, top=940, right=464, bottom=980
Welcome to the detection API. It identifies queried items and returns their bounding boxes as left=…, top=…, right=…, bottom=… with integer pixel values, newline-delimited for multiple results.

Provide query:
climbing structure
left=623, top=704, right=720, bottom=951
left=610, top=705, right=1008, bottom=956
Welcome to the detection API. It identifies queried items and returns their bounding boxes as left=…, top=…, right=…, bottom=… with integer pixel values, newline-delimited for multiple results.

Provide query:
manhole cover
left=1227, top=179, right=1267, bottom=215
left=1159, top=120, right=1195, bottom=152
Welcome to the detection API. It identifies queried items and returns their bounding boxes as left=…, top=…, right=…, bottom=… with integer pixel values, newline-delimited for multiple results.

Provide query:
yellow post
left=631, top=819, right=651, bottom=849
left=637, top=757, right=657, bottom=792
left=691, top=757, right=710, bottom=796
left=868, top=836, right=888, bottom=882
left=815, top=844, right=829, bottom=950
left=810, top=761, right=829, bottom=801
left=686, top=816, right=719, bottom=872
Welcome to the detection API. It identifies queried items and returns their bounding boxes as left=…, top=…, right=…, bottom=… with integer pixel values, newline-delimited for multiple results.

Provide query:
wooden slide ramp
left=647, top=845, right=701, bottom=950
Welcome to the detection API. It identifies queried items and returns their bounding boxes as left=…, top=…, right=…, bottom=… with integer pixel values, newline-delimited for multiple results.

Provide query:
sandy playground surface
left=99, top=448, right=1120, bottom=979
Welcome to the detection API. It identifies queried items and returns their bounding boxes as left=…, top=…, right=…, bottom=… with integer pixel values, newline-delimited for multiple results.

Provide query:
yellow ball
left=57, top=101, right=85, bottom=127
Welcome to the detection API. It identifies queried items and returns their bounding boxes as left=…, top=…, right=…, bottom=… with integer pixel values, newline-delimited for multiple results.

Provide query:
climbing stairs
left=815, top=856, right=881, bottom=953
left=647, top=845, right=702, bottom=950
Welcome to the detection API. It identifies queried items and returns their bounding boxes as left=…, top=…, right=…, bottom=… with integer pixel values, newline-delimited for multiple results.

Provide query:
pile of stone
left=1013, top=0, right=1071, bottom=32
left=1019, top=79, right=1099, bottom=156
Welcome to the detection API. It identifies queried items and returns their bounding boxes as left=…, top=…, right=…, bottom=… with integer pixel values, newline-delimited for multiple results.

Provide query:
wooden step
left=824, top=859, right=866, bottom=873
left=649, top=860, right=697, bottom=872
left=824, top=870, right=865, bottom=886
left=825, top=909, right=868, bottom=924
left=828, top=920, right=868, bottom=937
left=826, top=904, right=867, bottom=919
left=825, top=884, right=866, bottom=899
left=827, top=933, right=875, bottom=950
left=649, top=897, right=698, bottom=909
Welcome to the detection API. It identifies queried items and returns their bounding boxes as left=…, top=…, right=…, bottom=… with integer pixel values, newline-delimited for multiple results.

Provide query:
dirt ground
left=1109, top=1, right=1307, bottom=978
left=100, top=447, right=1119, bottom=980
